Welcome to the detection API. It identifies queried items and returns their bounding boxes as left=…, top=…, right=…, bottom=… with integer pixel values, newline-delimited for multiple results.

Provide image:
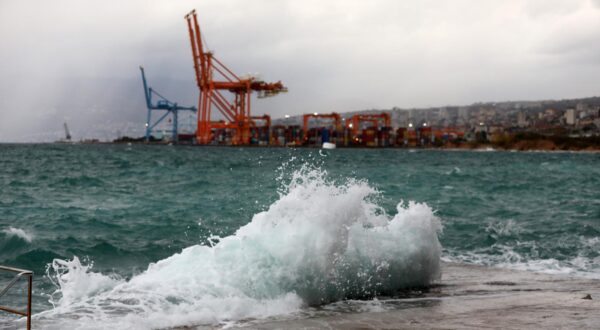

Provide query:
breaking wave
left=1, top=227, right=34, bottom=243
left=443, top=235, right=600, bottom=279
left=36, top=166, right=442, bottom=329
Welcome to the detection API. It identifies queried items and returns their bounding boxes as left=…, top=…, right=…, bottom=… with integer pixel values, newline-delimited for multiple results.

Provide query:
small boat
left=322, top=142, right=336, bottom=149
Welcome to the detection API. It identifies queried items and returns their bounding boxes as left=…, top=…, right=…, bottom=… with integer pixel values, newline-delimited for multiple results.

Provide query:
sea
left=0, top=144, right=599, bottom=329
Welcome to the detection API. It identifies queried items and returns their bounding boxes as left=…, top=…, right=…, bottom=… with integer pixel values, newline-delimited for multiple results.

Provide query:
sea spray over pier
left=37, top=166, right=442, bottom=329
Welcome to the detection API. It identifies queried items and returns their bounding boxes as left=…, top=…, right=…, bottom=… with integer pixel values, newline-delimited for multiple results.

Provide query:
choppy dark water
left=0, top=144, right=598, bottom=328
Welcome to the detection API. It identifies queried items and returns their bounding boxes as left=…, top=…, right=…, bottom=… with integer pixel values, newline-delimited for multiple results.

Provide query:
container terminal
left=127, top=9, right=464, bottom=148
left=135, top=110, right=460, bottom=148
left=130, top=8, right=598, bottom=151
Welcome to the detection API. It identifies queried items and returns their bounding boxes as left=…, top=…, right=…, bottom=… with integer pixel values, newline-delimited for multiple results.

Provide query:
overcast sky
left=1, top=0, right=600, bottom=141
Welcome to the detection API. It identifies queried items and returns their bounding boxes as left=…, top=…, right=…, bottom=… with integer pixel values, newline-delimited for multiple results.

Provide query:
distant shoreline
left=439, top=143, right=600, bottom=153
left=2, top=140, right=600, bottom=153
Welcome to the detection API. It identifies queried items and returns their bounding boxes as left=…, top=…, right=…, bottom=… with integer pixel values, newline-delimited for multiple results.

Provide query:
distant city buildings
left=381, top=98, right=600, bottom=137
left=273, top=97, right=600, bottom=140
left=565, top=109, right=576, bottom=125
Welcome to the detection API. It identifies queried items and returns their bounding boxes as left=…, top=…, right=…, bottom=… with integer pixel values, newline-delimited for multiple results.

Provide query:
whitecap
left=2, top=227, right=34, bottom=243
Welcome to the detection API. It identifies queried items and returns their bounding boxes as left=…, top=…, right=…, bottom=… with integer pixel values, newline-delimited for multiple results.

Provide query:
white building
left=565, top=109, right=576, bottom=125
left=517, top=112, right=528, bottom=127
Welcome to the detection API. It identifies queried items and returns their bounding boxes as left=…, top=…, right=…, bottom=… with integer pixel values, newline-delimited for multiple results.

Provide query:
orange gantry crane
left=302, top=112, right=342, bottom=146
left=346, top=113, right=391, bottom=137
left=184, top=10, right=287, bottom=145
left=302, top=113, right=342, bottom=136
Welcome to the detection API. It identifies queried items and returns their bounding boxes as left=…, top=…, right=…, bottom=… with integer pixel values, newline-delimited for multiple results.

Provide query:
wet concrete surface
left=232, top=262, right=600, bottom=329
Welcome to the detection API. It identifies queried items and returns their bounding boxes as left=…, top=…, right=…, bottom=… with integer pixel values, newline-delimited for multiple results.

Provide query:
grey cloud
left=524, top=0, right=585, bottom=18
left=1, top=0, right=600, bottom=142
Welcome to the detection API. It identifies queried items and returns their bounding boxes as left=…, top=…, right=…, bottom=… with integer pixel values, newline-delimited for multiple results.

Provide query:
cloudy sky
left=1, top=0, right=600, bottom=141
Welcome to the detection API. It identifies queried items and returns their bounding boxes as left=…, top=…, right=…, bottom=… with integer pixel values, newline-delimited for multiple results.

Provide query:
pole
left=173, top=106, right=179, bottom=143
left=27, top=274, right=31, bottom=330
left=141, top=67, right=153, bottom=142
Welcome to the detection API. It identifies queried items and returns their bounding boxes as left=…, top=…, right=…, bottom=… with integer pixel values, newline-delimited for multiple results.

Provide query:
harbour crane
left=140, top=66, right=196, bottom=143
left=302, top=113, right=342, bottom=146
left=346, top=113, right=391, bottom=137
left=184, top=9, right=287, bottom=145
left=303, top=113, right=342, bottom=136
left=63, top=122, right=72, bottom=141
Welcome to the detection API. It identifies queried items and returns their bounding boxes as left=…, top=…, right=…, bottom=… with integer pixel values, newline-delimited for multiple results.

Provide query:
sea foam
left=443, top=234, right=600, bottom=279
left=37, top=166, right=442, bottom=329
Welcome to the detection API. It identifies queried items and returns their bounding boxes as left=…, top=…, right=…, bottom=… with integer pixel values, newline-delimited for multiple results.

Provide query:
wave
left=443, top=254, right=600, bottom=279
left=444, top=235, right=600, bottom=279
left=53, top=175, right=105, bottom=188
left=36, top=165, right=442, bottom=329
left=1, top=227, right=33, bottom=243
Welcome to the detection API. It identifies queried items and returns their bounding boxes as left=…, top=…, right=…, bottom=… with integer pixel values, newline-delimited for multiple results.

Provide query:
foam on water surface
left=1, top=227, right=33, bottom=243
left=443, top=233, right=600, bottom=280
left=36, top=166, right=442, bottom=329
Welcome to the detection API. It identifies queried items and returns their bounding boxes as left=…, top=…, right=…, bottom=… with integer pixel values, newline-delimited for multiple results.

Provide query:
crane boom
left=140, top=66, right=196, bottom=143
left=184, top=9, right=287, bottom=145
left=63, top=122, right=71, bottom=141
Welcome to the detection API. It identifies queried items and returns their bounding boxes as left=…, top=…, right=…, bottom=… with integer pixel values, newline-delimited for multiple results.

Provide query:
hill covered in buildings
left=272, top=96, right=600, bottom=150
left=276, top=96, right=600, bottom=133
left=117, top=95, right=600, bottom=151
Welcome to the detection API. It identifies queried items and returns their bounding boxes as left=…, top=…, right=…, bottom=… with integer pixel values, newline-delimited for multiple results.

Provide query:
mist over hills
left=0, top=75, right=196, bottom=142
